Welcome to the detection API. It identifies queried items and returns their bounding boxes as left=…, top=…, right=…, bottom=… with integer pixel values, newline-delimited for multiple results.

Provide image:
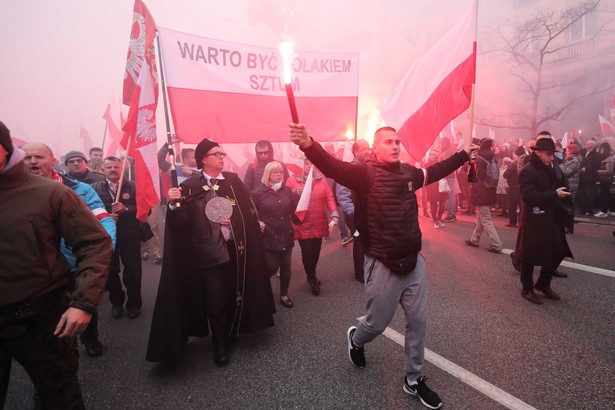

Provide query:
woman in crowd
left=286, top=158, right=339, bottom=295
left=594, top=141, right=614, bottom=217
left=252, top=161, right=298, bottom=308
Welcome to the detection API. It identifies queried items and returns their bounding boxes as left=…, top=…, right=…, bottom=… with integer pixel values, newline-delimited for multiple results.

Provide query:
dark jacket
left=579, top=149, right=601, bottom=184
left=146, top=171, right=275, bottom=362
left=0, top=160, right=112, bottom=312
left=503, top=160, right=519, bottom=189
left=91, top=179, right=140, bottom=241
left=515, top=153, right=573, bottom=266
left=69, top=169, right=106, bottom=185
left=470, top=149, right=497, bottom=206
left=251, top=183, right=297, bottom=252
left=302, top=141, right=469, bottom=272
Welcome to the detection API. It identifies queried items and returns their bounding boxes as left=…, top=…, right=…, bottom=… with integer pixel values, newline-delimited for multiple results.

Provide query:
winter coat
left=515, top=153, right=573, bottom=267
left=0, top=158, right=112, bottom=312
left=286, top=173, right=338, bottom=240
left=252, top=183, right=297, bottom=251
left=559, top=154, right=581, bottom=193
left=470, top=149, right=497, bottom=206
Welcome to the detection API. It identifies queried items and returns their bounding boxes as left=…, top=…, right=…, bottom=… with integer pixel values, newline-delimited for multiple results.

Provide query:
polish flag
left=80, top=126, right=94, bottom=154
left=295, top=166, right=313, bottom=222
left=102, top=100, right=124, bottom=156
left=157, top=27, right=359, bottom=144
left=598, top=114, right=615, bottom=134
left=123, top=0, right=157, bottom=106
left=122, top=53, right=160, bottom=222
left=380, top=1, right=477, bottom=161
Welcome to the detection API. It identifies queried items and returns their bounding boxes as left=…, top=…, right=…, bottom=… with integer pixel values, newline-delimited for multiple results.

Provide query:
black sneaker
left=403, top=376, right=443, bottom=409
left=346, top=326, right=365, bottom=368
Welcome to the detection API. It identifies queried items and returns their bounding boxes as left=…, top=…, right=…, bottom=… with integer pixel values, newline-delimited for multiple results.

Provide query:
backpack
left=477, top=156, right=500, bottom=188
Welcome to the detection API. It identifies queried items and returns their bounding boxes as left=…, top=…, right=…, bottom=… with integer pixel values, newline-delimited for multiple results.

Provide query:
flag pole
left=155, top=31, right=179, bottom=190
left=101, top=120, right=108, bottom=152
left=115, top=136, right=132, bottom=202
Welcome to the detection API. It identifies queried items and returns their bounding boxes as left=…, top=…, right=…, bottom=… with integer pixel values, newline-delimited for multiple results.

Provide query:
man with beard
left=244, top=140, right=289, bottom=192
left=23, top=142, right=116, bottom=357
left=147, top=138, right=275, bottom=366
left=515, top=138, right=573, bottom=304
left=92, top=157, right=142, bottom=320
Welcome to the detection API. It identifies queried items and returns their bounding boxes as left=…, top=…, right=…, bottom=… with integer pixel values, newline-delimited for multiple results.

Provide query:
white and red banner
left=122, top=0, right=159, bottom=222
left=598, top=114, right=615, bottom=134
left=380, top=1, right=477, bottom=161
left=123, top=0, right=157, bottom=106
left=157, top=27, right=359, bottom=144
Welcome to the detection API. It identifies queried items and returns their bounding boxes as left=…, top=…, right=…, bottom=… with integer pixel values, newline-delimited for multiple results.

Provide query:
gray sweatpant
left=352, top=254, right=427, bottom=382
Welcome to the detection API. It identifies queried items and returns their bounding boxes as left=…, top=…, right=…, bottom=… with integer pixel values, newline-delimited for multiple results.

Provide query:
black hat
left=194, top=138, right=220, bottom=169
left=64, top=150, right=87, bottom=165
left=514, top=146, right=526, bottom=157
left=479, top=138, right=493, bottom=150
left=531, top=138, right=556, bottom=152
left=0, top=121, right=13, bottom=156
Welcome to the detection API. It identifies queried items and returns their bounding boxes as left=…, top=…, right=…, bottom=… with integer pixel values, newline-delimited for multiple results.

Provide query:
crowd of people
left=2, top=116, right=614, bottom=409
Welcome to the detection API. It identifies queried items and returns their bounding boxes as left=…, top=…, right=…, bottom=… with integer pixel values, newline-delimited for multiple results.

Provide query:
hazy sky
left=0, top=0, right=475, bottom=155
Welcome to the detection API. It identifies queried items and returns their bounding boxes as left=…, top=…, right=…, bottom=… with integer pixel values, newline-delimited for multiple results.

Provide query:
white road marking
left=381, top=326, right=538, bottom=410
left=501, top=249, right=615, bottom=278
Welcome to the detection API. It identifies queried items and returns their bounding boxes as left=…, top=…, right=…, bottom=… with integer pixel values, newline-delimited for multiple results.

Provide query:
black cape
left=146, top=172, right=275, bottom=362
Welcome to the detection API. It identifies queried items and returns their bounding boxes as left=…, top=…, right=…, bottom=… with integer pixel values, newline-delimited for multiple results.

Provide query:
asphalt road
left=5, top=212, right=615, bottom=409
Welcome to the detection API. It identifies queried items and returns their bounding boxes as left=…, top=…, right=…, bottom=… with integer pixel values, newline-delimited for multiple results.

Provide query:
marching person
left=0, top=121, right=112, bottom=409
left=23, top=142, right=116, bottom=357
left=514, top=137, right=573, bottom=304
left=92, top=157, right=143, bottom=320
left=147, top=138, right=275, bottom=366
left=289, top=123, right=477, bottom=410
left=252, top=161, right=298, bottom=308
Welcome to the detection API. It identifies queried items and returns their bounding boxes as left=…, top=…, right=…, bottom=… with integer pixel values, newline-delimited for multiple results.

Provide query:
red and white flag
left=122, top=62, right=160, bottom=222
left=123, top=0, right=157, bottom=106
left=80, top=126, right=94, bottom=154
left=380, top=1, right=477, bottom=161
left=157, top=27, right=359, bottom=144
left=598, top=114, right=615, bottom=134
left=295, top=166, right=313, bottom=222
left=102, top=100, right=124, bottom=156
left=122, top=1, right=159, bottom=222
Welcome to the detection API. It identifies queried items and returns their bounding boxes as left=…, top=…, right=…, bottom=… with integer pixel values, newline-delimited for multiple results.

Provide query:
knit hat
left=194, top=138, right=220, bottom=169
left=0, top=121, right=13, bottom=156
left=514, top=146, right=526, bottom=157
left=531, top=138, right=556, bottom=152
left=64, top=150, right=87, bottom=165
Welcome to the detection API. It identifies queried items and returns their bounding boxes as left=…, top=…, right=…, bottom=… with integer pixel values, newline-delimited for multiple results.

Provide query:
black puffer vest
left=356, top=161, right=425, bottom=274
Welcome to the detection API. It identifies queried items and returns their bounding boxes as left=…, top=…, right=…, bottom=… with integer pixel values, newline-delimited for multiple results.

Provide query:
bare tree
left=477, top=0, right=615, bottom=137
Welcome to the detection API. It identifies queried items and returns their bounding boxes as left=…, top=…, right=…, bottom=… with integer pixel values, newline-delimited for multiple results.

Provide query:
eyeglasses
left=67, top=159, right=84, bottom=164
left=256, top=151, right=271, bottom=156
left=205, top=152, right=227, bottom=158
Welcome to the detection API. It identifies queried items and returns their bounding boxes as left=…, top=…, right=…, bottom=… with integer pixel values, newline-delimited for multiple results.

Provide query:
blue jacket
left=60, top=174, right=116, bottom=270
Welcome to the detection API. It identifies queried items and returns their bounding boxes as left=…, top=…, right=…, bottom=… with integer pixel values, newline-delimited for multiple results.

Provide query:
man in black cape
left=146, top=138, right=275, bottom=365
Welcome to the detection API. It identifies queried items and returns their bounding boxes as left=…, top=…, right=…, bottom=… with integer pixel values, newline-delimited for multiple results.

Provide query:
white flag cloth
left=295, top=166, right=314, bottom=222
